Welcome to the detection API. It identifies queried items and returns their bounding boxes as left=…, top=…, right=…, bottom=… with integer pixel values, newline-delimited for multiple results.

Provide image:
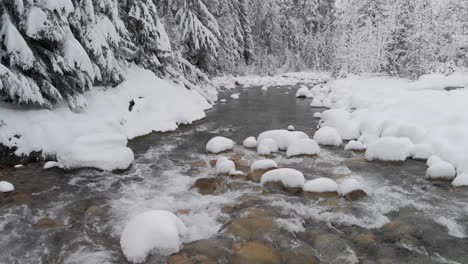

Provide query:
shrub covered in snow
left=215, top=157, right=236, bottom=175
left=286, top=138, right=320, bottom=157
left=260, top=168, right=305, bottom=188
left=258, top=130, right=309, bottom=150
left=250, top=159, right=278, bottom=171
left=344, top=140, right=365, bottom=151
left=365, top=137, right=413, bottom=162
left=120, top=210, right=187, bottom=263
left=242, top=136, right=257, bottom=148
left=295, top=86, right=310, bottom=98
left=303, top=178, right=338, bottom=193
left=426, top=161, right=456, bottom=180
left=206, top=136, right=234, bottom=154
left=0, top=181, right=14, bottom=192
left=313, top=127, right=342, bottom=146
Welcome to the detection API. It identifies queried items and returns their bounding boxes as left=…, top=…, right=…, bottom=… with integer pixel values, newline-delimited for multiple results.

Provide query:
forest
left=1, top=0, right=467, bottom=108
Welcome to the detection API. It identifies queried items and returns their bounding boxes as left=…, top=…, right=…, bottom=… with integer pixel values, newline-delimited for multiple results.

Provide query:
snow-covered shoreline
left=0, top=66, right=213, bottom=170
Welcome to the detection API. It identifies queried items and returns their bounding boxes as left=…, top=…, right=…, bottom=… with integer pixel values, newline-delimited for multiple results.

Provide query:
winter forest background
left=1, top=0, right=467, bottom=108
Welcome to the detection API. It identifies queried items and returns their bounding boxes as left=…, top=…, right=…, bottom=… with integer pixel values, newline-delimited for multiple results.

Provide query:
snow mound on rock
left=288, top=125, right=295, bottom=131
left=339, top=178, right=363, bottom=196
left=427, top=155, right=442, bottom=167
left=313, top=127, right=342, bottom=146
left=313, top=112, right=322, bottom=119
left=321, top=109, right=360, bottom=140
left=257, top=138, right=279, bottom=154
left=286, top=138, right=320, bottom=157
left=57, top=133, right=134, bottom=171
left=303, top=178, right=338, bottom=193
left=120, top=210, right=187, bottom=263
left=452, top=172, right=468, bottom=187
left=295, top=86, right=309, bottom=98
left=426, top=161, right=456, bottom=180
left=206, top=136, right=234, bottom=154
left=242, top=136, right=257, bottom=148
left=0, top=181, right=14, bottom=192
left=344, top=140, right=365, bottom=151
left=310, top=99, right=323, bottom=108
left=230, top=93, right=240, bottom=99
left=365, top=137, right=413, bottom=162
left=258, top=130, right=309, bottom=150
left=261, top=168, right=305, bottom=188
left=251, top=159, right=278, bottom=171
left=43, top=161, right=60, bottom=169
left=411, top=144, right=434, bottom=160
left=215, top=157, right=235, bottom=175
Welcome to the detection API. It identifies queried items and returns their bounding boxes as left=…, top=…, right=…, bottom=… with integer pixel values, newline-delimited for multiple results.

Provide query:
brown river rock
left=224, top=216, right=276, bottom=240
left=247, top=168, right=274, bottom=183
left=230, top=241, right=282, bottom=264
left=193, top=178, right=226, bottom=195
left=344, top=189, right=368, bottom=201
left=303, top=191, right=339, bottom=199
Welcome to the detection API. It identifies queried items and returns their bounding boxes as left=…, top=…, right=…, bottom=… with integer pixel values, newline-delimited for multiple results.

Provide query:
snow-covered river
left=1, top=84, right=468, bottom=264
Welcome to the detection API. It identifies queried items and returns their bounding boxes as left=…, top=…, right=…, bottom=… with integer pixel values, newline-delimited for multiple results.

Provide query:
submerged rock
left=282, top=245, right=320, bottom=264
left=193, top=178, right=227, bottom=195
left=230, top=241, right=282, bottom=264
left=344, top=189, right=368, bottom=201
left=224, top=216, right=276, bottom=241
left=247, top=168, right=274, bottom=183
left=35, top=217, right=62, bottom=229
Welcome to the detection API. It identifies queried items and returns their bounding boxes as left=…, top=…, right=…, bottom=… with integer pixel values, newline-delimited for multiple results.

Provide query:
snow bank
left=0, top=181, right=14, bottom=192
left=206, top=136, right=234, bottom=154
left=295, top=86, right=310, bottom=98
left=261, top=168, right=305, bottom=188
left=365, top=137, right=413, bottom=162
left=344, top=140, right=365, bottom=151
left=120, top=210, right=187, bottom=263
left=411, top=144, right=434, bottom=160
left=313, top=127, right=342, bottom=146
left=258, top=130, right=309, bottom=150
left=339, top=178, right=363, bottom=196
left=426, top=161, right=456, bottom=180
left=303, top=178, right=338, bottom=193
left=286, top=138, right=320, bottom=157
left=320, top=109, right=360, bottom=140
left=250, top=159, right=278, bottom=171
left=215, top=157, right=235, bottom=175
left=0, top=66, right=212, bottom=171
left=242, top=136, right=257, bottom=148
left=310, top=73, right=468, bottom=178
left=214, top=72, right=331, bottom=89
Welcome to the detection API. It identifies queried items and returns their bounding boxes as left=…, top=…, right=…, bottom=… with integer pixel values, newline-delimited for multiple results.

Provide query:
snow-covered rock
left=230, top=93, right=240, bottom=99
left=310, top=99, right=323, bottom=108
left=250, top=159, right=278, bottom=171
left=120, top=210, right=187, bottom=263
left=287, top=125, right=295, bottom=131
left=338, top=178, right=363, bottom=196
left=410, top=144, right=434, bottom=160
left=242, top=136, right=257, bottom=148
left=365, top=137, right=413, bottom=162
left=261, top=168, right=305, bottom=188
left=344, top=140, right=365, bottom=151
left=320, top=109, right=360, bottom=140
left=0, top=181, right=14, bottom=192
left=303, top=178, right=338, bottom=193
left=14, top=164, right=23, bottom=168
left=358, top=133, right=379, bottom=146
left=313, top=127, right=342, bottom=146
left=295, top=86, right=309, bottom=98
left=261, top=85, right=268, bottom=91
left=215, top=157, right=236, bottom=175
left=206, top=136, right=234, bottom=154
left=257, top=138, right=279, bottom=154
left=313, top=112, right=322, bottom=119
left=427, top=155, right=443, bottom=167
left=286, top=138, right=320, bottom=157
left=43, top=161, right=60, bottom=169
left=220, top=99, right=227, bottom=102
left=257, top=130, right=309, bottom=150
left=57, top=133, right=134, bottom=171
left=426, top=161, right=456, bottom=180
left=452, top=173, right=468, bottom=187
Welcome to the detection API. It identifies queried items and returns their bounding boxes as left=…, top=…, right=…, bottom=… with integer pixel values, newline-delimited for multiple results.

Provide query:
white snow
left=303, top=178, right=338, bottom=193
left=260, top=168, right=305, bottom=188
left=120, top=210, right=187, bottom=263
left=257, top=130, right=309, bottom=150
left=14, top=164, right=23, bottom=168
left=427, top=155, right=443, bottom=167
left=257, top=138, right=279, bottom=154
left=214, top=72, right=331, bottom=89
left=287, top=125, right=295, bottom=131
left=320, top=109, right=360, bottom=140
left=0, top=66, right=212, bottom=171
left=344, top=140, right=365, bottom=151
left=43, top=161, right=60, bottom=169
left=230, top=93, right=239, bottom=99
left=26, top=7, right=47, bottom=37
left=286, top=138, right=320, bottom=157
left=313, top=112, right=322, bottom=119
left=0, top=181, right=14, bottom=192
left=215, top=157, right=235, bottom=175
left=57, top=133, right=134, bottom=171
left=310, top=99, right=323, bottom=108
left=261, top=86, right=268, bottom=91
left=365, top=137, right=413, bottom=162
left=295, top=86, right=310, bottom=98
left=339, top=178, right=363, bottom=196
left=242, top=136, right=257, bottom=148
left=426, top=161, right=456, bottom=180
left=250, top=159, right=278, bottom=171
left=313, top=127, right=342, bottom=146
left=205, top=136, right=234, bottom=154
left=452, top=172, right=468, bottom=187
left=220, top=99, right=227, bottom=102
left=410, top=144, right=434, bottom=160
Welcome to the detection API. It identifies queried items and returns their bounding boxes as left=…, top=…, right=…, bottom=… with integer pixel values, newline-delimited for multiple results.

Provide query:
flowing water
left=1, top=84, right=468, bottom=264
